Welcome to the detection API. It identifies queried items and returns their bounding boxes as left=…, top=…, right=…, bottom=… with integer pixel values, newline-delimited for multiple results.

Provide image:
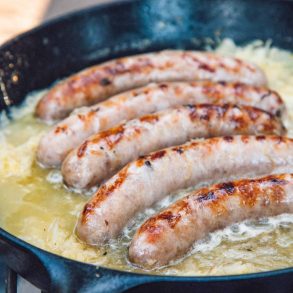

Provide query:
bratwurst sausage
left=62, top=104, right=285, bottom=189
left=76, top=135, right=293, bottom=245
left=129, top=174, right=293, bottom=269
left=35, top=50, right=267, bottom=121
left=37, top=81, right=284, bottom=168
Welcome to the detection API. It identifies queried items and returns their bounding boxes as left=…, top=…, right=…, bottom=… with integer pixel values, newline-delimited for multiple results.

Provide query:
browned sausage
left=35, top=50, right=267, bottom=121
left=62, top=104, right=285, bottom=189
left=76, top=136, right=293, bottom=245
left=37, top=81, right=283, bottom=168
left=129, top=174, right=293, bottom=269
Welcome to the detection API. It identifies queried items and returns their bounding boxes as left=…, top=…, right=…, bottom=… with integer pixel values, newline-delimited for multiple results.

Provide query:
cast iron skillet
left=0, top=0, right=293, bottom=292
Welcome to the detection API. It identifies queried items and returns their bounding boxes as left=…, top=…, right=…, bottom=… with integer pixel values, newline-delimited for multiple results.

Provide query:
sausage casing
left=62, top=104, right=285, bottom=189
left=35, top=51, right=267, bottom=121
left=76, top=135, right=293, bottom=245
left=129, top=174, right=293, bottom=269
left=37, top=81, right=284, bottom=167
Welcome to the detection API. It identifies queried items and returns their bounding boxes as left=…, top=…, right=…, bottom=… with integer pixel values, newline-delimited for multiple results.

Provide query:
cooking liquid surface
left=0, top=40, right=293, bottom=276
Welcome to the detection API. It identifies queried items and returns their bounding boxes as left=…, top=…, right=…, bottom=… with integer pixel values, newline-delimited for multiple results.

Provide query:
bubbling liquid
left=0, top=39, right=292, bottom=276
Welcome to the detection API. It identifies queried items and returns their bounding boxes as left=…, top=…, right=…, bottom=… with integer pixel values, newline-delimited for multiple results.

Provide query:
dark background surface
left=0, top=257, right=5, bottom=292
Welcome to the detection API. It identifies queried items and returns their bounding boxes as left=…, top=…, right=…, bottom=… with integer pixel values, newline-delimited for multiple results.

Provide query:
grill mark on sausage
left=136, top=150, right=167, bottom=167
left=140, top=200, right=190, bottom=237
left=130, top=174, right=293, bottom=268
left=150, top=150, right=167, bottom=161
left=100, top=78, right=112, bottom=86
left=256, top=135, right=266, bottom=141
left=77, top=136, right=293, bottom=248
left=90, top=125, right=125, bottom=150
left=218, top=182, right=236, bottom=194
left=139, top=114, right=159, bottom=123
left=201, top=84, right=221, bottom=97
left=77, top=141, right=88, bottom=158
left=198, top=63, right=215, bottom=72
left=172, top=146, right=184, bottom=154
left=36, top=50, right=269, bottom=122
left=241, top=135, right=250, bottom=143
left=197, top=191, right=216, bottom=202
left=82, top=167, right=129, bottom=222
left=158, top=83, right=168, bottom=90
left=223, top=136, right=234, bottom=142
left=64, top=104, right=285, bottom=190
left=139, top=174, right=289, bottom=234
left=54, top=125, right=68, bottom=134
left=157, top=211, right=182, bottom=228
left=188, top=104, right=220, bottom=121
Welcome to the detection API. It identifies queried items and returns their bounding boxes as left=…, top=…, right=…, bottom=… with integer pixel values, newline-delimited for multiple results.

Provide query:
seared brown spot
left=174, top=85, right=183, bottom=95
left=142, top=223, right=164, bottom=243
left=82, top=167, right=129, bottom=223
left=91, top=125, right=125, bottom=149
left=241, top=135, right=250, bottom=143
left=198, top=63, right=215, bottom=72
left=103, top=57, right=154, bottom=77
left=136, top=156, right=146, bottom=167
left=238, top=181, right=261, bottom=207
left=104, top=62, right=126, bottom=75
left=54, top=125, right=68, bottom=134
left=90, top=150, right=101, bottom=156
left=262, top=120, right=282, bottom=134
left=223, top=136, right=234, bottom=142
left=139, top=200, right=191, bottom=243
left=197, top=191, right=216, bottom=202
left=150, top=150, right=166, bottom=161
left=139, top=114, right=159, bottom=123
left=145, top=160, right=152, bottom=168
left=172, top=146, right=184, bottom=154
left=206, top=195, right=228, bottom=216
left=187, top=105, right=198, bottom=120
left=77, top=114, right=86, bottom=121
left=157, top=211, right=181, bottom=228
left=256, top=135, right=266, bottom=141
left=268, top=177, right=287, bottom=185
left=266, top=185, right=286, bottom=204
left=272, top=136, right=289, bottom=144
left=197, top=107, right=211, bottom=121
left=190, top=140, right=199, bottom=148
left=245, top=107, right=262, bottom=121
left=77, top=141, right=88, bottom=158
left=104, top=220, right=109, bottom=226
left=189, top=104, right=227, bottom=121
left=132, top=90, right=139, bottom=97
left=133, top=127, right=141, bottom=135
left=201, top=84, right=222, bottom=99
left=159, top=83, right=168, bottom=90
left=233, top=82, right=246, bottom=95
left=100, top=78, right=111, bottom=86
left=232, top=116, right=247, bottom=131
left=218, top=182, right=235, bottom=194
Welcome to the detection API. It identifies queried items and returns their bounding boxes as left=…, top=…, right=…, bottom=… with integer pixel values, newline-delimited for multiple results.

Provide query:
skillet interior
left=0, top=0, right=293, bottom=292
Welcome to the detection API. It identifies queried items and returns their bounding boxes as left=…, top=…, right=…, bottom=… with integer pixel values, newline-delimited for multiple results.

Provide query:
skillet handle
left=43, top=254, right=156, bottom=293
